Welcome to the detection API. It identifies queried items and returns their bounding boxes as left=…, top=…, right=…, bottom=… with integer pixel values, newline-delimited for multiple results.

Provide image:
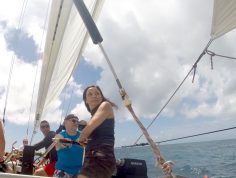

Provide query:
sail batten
left=32, top=0, right=105, bottom=139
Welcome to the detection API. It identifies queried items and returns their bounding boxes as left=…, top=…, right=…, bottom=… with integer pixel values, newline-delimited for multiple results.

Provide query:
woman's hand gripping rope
left=53, top=138, right=86, bottom=148
left=77, top=140, right=87, bottom=147
left=162, top=160, right=174, bottom=175
left=156, top=155, right=175, bottom=176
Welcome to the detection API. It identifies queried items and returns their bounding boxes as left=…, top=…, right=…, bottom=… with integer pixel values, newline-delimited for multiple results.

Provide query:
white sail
left=211, top=0, right=236, bottom=39
left=32, top=0, right=104, bottom=136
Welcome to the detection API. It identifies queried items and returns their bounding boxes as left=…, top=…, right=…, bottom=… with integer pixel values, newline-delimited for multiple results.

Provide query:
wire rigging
left=2, top=56, right=15, bottom=124
left=18, top=0, right=28, bottom=29
left=2, top=0, right=29, bottom=124
left=157, top=126, right=236, bottom=144
left=134, top=39, right=236, bottom=145
left=125, top=126, right=236, bottom=147
left=134, top=39, right=214, bottom=145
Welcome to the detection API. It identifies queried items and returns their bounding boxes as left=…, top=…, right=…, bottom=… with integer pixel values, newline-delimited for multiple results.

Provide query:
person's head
left=40, top=120, right=50, bottom=136
left=78, top=120, right=87, bottom=131
left=23, top=138, right=28, bottom=146
left=64, top=114, right=79, bottom=133
left=83, top=85, right=117, bottom=113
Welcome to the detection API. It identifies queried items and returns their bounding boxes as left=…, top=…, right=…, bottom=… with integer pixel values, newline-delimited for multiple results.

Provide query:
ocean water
left=115, top=139, right=236, bottom=178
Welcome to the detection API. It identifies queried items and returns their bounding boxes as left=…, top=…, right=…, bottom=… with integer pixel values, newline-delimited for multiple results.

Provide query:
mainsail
left=31, top=0, right=104, bottom=140
left=211, top=0, right=236, bottom=39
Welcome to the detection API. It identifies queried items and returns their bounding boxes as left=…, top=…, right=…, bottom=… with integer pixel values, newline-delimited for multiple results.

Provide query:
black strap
left=59, top=139, right=81, bottom=146
left=0, top=161, right=7, bottom=172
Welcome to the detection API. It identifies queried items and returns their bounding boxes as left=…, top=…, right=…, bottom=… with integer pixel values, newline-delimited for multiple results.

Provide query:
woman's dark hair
left=83, top=85, right=117, bottom=113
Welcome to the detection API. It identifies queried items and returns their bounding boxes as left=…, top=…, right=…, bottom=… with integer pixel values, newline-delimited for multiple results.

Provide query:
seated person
left=32, top=120, right=57, bottom=177
left=78, top=120, right=87, bottom=131
left=54, top=114, right=84, bottom=178
left=0, top=119, right=6, bottom=172
left=19, top=138, right=28, bottom=152
left=0, top=119, right=12, bottom=173
left=0, top=119, right=5, bottom=163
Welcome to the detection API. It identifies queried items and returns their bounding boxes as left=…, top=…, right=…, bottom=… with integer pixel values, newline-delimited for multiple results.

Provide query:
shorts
left=53, top=169, right=78, bottom=178
left=79, top=144, right=116, bottom=178
left=43, top=161, right=56, bottom=177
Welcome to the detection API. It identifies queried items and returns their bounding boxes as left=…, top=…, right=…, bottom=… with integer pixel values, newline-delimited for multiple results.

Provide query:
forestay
left=32, top=0, right=104, bottom=138
left=211, top=0, right=236, bottom=39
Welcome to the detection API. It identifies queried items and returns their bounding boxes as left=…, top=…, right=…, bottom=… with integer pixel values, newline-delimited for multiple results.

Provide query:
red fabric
left=43, top=161, right=56, bottom=177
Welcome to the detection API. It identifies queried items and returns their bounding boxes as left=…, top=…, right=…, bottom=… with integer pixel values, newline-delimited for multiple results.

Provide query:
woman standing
left=78, top=85, right=117, bottom=178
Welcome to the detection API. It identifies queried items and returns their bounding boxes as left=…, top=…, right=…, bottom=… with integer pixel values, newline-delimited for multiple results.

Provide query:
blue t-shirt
left=55, top=131, right=84, bottom=175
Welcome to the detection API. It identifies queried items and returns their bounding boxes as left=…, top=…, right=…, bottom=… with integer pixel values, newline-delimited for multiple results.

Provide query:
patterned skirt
left=79, top=144, right=116, bottom=178
left=53, top=169, right=78, bottom=178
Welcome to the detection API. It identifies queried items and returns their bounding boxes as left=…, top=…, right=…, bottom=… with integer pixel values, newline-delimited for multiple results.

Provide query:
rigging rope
left=134, top=39, right=213, bottom=145
left=98, top=42, right=176, bottom=177
left=2, top=56, right=15, bottom=124
left=206, top=49, right=236, bottom=70
left=206, top=49, right=236, bottom=60
left=2, top=0, right=29, bottom=124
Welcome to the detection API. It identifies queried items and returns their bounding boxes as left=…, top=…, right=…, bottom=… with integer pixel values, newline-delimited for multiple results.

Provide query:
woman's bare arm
left=78, top=101, right=113, bottom=143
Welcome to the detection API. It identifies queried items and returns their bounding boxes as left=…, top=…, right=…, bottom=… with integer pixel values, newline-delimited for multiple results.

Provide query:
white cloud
left=71, top=102, right=90, bottom=121
left=68, top=80, right=83, bottom=98
left=0, top=0, right=52, bottom=125
left=83, top=0, right=236, bottom=125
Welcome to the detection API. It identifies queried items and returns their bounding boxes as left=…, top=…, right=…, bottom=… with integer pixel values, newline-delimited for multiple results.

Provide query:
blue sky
left=1, top=0, right=236, bottom=152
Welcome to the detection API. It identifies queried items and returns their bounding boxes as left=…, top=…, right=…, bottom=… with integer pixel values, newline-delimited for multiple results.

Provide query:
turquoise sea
left=115, top=139, right=236, bottom=178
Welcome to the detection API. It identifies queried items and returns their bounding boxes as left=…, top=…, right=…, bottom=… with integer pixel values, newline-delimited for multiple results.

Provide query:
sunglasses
left=40, top=125, right=49, bottom=128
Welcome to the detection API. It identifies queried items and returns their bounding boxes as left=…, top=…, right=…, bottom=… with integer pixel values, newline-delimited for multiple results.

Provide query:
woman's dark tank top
left=86, top=118, right=114, bottom=151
